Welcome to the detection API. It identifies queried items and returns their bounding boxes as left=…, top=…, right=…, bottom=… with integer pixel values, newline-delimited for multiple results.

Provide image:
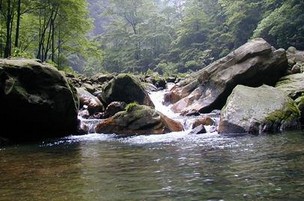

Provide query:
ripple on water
left=1, top=131, right=304, bottom=201
left=58, top=130, right=244, bottom=151
left=80, top=131, right=220, bottom=144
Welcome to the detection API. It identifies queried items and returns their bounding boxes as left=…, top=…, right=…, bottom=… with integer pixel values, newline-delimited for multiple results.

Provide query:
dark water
left=1, top=131, right=304, bottom=201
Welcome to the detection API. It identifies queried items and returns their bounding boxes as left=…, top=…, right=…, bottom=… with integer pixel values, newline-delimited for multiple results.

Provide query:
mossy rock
left=95, top=104, right=183, bottom=135
left=219, top=85, right=301, bottom=134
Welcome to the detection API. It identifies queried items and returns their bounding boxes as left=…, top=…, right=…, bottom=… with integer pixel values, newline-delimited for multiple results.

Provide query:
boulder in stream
left=168, top=38, right=288, bottom=114
left=95, top=103, right=183, bottom=136
left=102, top=74, right=154, bottom=107
left=0, top=59, right=79, bottom=142
left=286, top=46, right=304, bottom=67
left=218, top=85, right=300, bottom=134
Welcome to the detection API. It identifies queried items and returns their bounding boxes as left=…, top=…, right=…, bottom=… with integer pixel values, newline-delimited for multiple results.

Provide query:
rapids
left=78, top=85, right=220, bottom=135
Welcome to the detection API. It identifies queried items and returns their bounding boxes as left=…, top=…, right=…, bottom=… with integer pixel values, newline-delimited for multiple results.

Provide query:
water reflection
left=1, top=132, right=304, bottom=200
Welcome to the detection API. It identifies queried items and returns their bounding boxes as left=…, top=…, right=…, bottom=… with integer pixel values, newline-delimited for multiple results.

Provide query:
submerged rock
left=218, top=85, right=300, bottom=134
left=0, top=59, right=79, bottom=142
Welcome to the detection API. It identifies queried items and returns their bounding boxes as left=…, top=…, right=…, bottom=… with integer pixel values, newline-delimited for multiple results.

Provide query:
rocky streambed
left=1, top=38, right=304, bottom=145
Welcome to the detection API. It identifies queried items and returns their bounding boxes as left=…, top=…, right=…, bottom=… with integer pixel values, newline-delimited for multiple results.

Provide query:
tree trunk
left=51, top=18, right=55, bottom=62
left=4, top=0, right=12, bottom=58
left=14, top=0, right=21, bottom=48
left=37, top=10, right=53, bottom=61
left=37, top=5, right=58, bottom=62
left=0, top=0, right=3, bottom=57
left=57, top=26, right=61, bottom=68
left=44, top=6, right=58, bottom=62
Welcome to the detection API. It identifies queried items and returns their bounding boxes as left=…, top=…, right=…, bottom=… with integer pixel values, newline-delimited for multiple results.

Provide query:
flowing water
left=1, top=132, right=304, bottom=201
left=1, top=90, right=304, bottom=201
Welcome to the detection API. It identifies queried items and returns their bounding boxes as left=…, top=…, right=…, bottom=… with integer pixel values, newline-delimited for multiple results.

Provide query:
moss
left=124, top=103, right=155, bottom=121
left=265, top=110, right=286, bottom=123
left=265, top=101, right=300, bottom=123
left=276, top=76, right=291, bottom=86
left=295, top=95, right=304, bottom=110
left=125, top=102, right=139, bottom=112
left=130, top=107, right=147, bottom=119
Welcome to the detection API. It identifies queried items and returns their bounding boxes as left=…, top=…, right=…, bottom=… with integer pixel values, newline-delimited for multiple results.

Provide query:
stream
left=0, top=89, right=304, bottom=201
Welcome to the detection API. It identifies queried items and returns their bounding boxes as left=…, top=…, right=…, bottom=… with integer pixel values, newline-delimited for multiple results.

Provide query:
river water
left=1, top=91, right=304, bottom=201
left=1, top=131, right=304, bottom=201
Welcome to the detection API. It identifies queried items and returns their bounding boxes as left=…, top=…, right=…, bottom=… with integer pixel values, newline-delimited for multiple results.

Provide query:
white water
left=148, top=89, right=181, bottom=119
left=148, top=86, right=219, bottom=133
left=78, top=116, right=101, bottom=133
left=74, top=85, right=220, bottom=144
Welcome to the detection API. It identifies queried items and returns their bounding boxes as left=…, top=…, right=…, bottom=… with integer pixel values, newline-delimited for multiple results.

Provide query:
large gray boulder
left=0, top=59, right=79, bottom=142
left=218, top=85, right=300, bottom=134
left=169, top=38, right=288, bottom=114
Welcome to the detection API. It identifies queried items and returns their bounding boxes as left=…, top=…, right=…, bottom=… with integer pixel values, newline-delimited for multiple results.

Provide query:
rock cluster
left=2, top=37, right=304, bottom=144
left=165, top=38, right=304, bottom=135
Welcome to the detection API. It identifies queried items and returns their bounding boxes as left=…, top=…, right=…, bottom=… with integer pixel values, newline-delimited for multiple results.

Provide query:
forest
left=1, top=0, right=303, bottom=76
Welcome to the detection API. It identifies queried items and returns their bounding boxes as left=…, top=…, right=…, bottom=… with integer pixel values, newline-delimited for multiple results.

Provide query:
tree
left=163, top=0, right=225, bottom=72
left=0, top=0, right=93, bottom=71
left=101, top=0, right=175, bottom=73
left=33, top=0, right=92, bottom=65
left=253, top=0, right=304, bottom=49
left=219, top=0, right=263, bottom=48
left=1, top=0, right=37, bottom=58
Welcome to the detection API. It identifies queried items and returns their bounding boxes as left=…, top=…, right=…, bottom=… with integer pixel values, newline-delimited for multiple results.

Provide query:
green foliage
left=100, top=0, right=176, bottom=73
left=219, top=0, right=263, bottom=48
left=185, top=60, right=200, bottom=71
left=86, top=0, right=304, bottom=74
left=12, top=48, right=33, bottom=59
left=0, top=0, right=93, bottom=70
left=58, top=65, right=76, bottom=75
left=253, top=0, right=304, bottom=49
left=155, top=61, right=178, bottom=76
left=2, top=0, right=303, bottom=74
